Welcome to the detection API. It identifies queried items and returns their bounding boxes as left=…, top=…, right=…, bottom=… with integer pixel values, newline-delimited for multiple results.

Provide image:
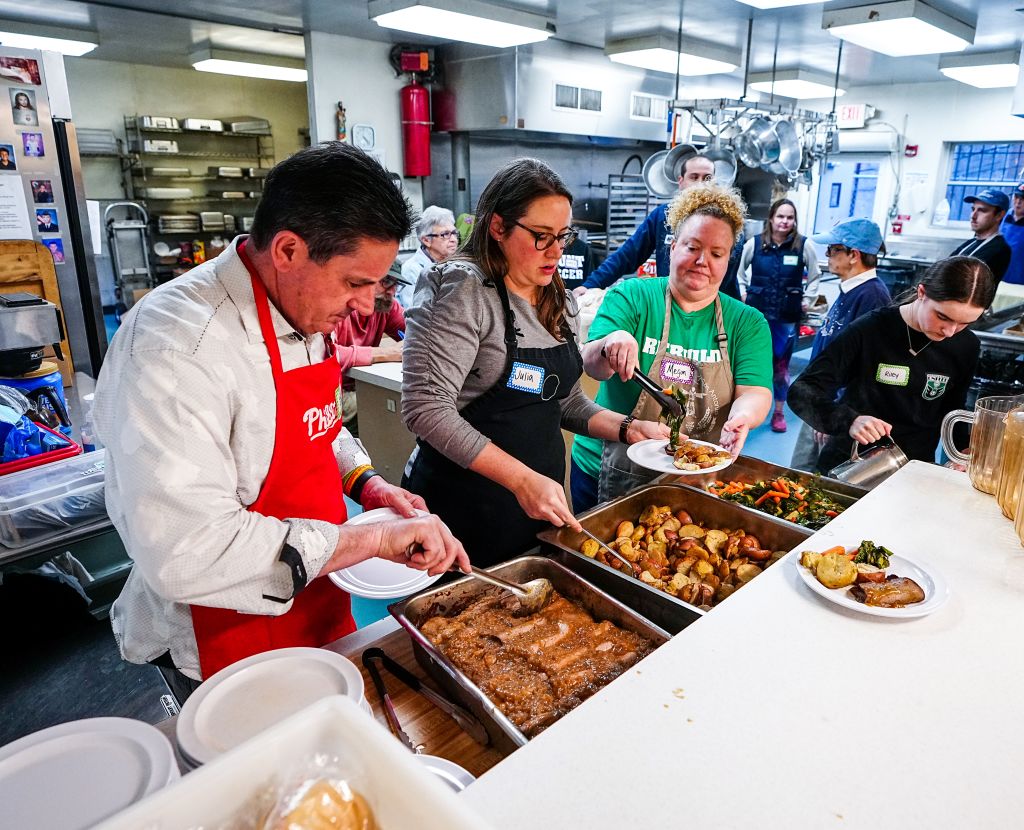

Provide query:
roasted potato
left=815, top=552, right=857, bottom=589
left=580, top=538, right=599, bottom=558
left=735, top=563, right=762, bottom=584
left=800, top=550, right=822, bottom=571
left=704, top=529, right=728, bottom=554
left=678, top=524, right=705, bottom=539
left=855, top=563, right=887, bottom=584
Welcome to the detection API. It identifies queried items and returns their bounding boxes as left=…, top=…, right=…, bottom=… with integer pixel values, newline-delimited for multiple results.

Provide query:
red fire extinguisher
left=400, top=81, right=431, bottom=177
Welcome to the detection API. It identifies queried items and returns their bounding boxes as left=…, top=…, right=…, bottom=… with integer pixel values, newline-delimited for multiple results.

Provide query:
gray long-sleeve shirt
left=402, top=261, right=601, bottom=468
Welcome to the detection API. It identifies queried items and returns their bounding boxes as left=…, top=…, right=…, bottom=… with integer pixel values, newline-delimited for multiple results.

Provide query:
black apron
left=404, top=277, right=583, bottom=567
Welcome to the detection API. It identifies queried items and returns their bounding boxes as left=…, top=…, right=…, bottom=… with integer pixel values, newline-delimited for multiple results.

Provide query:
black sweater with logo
left=789, top=306, right=979, bottom=472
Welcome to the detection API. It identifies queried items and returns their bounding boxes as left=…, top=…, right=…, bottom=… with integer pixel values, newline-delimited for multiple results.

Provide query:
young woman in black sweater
left=789, top=256, right=996, bottom=474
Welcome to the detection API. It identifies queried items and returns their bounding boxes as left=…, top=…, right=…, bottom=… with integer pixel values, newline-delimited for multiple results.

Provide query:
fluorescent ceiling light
left=749, top=69, right=846, bottom=99
left=734, top=0, right=821, bottom=8
left=190, top=48, right=307, bottom=83
left=368, top=0, right=554, bottom=48
left=606, top=34, right=740, bottom=76
left=939, top=50, right=1019, bottom=89
left=0, top=22, right=98, bottom=56
left=823, top=0, right=974, bottom=57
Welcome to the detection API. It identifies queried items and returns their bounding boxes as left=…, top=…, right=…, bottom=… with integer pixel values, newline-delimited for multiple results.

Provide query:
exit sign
left=837, top=103, right=868, bottom=129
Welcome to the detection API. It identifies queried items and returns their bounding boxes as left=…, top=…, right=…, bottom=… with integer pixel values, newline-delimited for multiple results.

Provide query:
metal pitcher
left=942, top=394, right=1024, bottom=495
left=828, top=436, right=909, bottom=489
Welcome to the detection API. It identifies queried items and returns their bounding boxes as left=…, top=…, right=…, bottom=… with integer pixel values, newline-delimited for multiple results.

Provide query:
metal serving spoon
left=461, top=566, right=554, bottom=615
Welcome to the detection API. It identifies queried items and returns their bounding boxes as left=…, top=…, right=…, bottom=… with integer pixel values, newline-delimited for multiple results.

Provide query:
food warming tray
left=538, top=484, right=812, bottom=634
left=666, top=454, right=868, bottom=509
left=389, top=555, right=670, bottom=756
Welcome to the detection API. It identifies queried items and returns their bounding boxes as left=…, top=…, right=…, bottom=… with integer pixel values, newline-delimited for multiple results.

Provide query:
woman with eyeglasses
left=789, top=255, right=995, bottom=475
left=399, top=205, right=459, bottom=308
left=401, top=158, right=669, bottom=566
left=571, top=184, right=773, bottom=513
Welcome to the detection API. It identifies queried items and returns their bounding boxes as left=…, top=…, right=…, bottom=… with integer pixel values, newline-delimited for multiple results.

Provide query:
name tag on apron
left=508, top=361, right=545, bottom=393
left=659, top=357, right=694, bottom=385
left=783, top=254, right=800, bottom=266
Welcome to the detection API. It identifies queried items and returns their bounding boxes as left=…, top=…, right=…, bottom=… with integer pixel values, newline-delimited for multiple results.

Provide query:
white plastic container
left=0, top=449, right=107, bottom=548
left=97, top=696, right=494, bottom=830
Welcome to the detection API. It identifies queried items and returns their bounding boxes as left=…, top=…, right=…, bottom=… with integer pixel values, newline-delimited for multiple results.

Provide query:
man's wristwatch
left=619, top=415, right=635, bottom=444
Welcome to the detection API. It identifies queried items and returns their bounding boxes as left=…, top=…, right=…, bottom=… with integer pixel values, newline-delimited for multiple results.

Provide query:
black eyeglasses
left=826, top=244, right=850, bottom=257
left=512, top=221, right=579, bottom=251
left=425, top=230, right=458, bottom=240
left=380, top=275, right=402, bottom=289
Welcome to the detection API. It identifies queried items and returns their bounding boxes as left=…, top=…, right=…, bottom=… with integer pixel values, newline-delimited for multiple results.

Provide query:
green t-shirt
left=573, top=278, right=772, bottom=479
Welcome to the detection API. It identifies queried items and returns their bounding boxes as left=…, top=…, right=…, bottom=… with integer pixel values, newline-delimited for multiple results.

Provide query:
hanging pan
left=704, top=147, right=737, bottom=187
left=736, top=116, right=779, bottom=168
left=642, top=150, right=678, bottom=198
left=772, top=120, right=802, bottom=177
left=662, top=143, right=699, bottom=183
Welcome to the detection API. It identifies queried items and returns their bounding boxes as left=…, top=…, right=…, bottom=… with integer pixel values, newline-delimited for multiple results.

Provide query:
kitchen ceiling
left=0, top=0, right=1018, bottom=89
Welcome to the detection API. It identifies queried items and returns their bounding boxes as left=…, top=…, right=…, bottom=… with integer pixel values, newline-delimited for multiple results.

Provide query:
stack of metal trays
left=199, top=212, right=225, bottom=231
left=77, top=129, right=120, bottom=156
left=223, top=117, right=271, bottom=135
left=157, top=214, right=200, bottom=233
left=538, top=484, right=813, bottom=634
left=209, top=166, right=243, bottom=178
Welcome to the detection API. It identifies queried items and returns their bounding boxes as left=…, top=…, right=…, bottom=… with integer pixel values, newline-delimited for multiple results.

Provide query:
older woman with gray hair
left=399, top=205, right=458, bottom=307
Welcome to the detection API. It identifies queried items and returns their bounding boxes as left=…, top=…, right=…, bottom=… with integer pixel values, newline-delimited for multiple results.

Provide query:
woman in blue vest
left=738, top=198, right=820, bottom=432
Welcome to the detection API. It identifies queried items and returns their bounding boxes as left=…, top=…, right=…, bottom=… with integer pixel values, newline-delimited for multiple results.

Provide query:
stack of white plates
left=0, top=717, right=178, bottom=829
left=328, top=508, right=444, bottom=599
left=175, top=647, right=369, bottom=767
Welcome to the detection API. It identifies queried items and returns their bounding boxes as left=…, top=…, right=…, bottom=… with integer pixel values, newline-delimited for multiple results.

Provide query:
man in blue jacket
left=1000, top=182, right=1024, bottom=285
left=791, top=218, right=891, bottom=471
left=577, top=154, right=743, bottom=299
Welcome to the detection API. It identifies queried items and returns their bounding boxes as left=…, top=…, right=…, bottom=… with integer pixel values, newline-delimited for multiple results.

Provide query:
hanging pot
left=772, top=119, right=802, bottom=177
left=642, top=150, right=677, bottom=198
left=736, top=116, right=779, bottom=168
left=704, top=147, right=737, bottom=187
left=662, top=143, right=699, bottom=183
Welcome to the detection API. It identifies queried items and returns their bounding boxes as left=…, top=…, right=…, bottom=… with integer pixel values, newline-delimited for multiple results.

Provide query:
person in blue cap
left=949, top=188, right=1011, bottom=285
left=999, top=182, right=1024, bottom=285
left=790, top=217, right=891, bottom=471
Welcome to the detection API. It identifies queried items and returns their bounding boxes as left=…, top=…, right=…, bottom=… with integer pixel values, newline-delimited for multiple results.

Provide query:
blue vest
left=746, top=235, right=806, bottom=323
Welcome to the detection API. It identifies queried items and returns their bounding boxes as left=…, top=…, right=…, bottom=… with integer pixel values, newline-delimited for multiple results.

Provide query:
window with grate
left=943, top=141, right=1024, bottom=222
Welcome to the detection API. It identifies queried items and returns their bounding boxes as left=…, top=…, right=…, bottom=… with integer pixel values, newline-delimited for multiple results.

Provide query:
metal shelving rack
left=605, top=174, right=653, bottom=251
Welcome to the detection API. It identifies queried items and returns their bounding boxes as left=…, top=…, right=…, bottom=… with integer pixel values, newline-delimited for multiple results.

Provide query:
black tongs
left=601, top=346, right=682, bottom=416
left=361, top=648, right=490, bottom=748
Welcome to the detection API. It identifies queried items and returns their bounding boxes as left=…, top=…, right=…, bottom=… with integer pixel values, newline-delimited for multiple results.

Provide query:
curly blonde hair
left=666, top=183, right=746, bottom=241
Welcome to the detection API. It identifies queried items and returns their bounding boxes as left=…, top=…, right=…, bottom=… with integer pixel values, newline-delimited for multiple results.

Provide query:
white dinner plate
left=417, top=754, right=476, bottom=793
left=329, top=508, right=443, bottom=599
left=794, top=541, right=949, bottom=619
left=0, top=717, right=178, bottom=829
left=175, top=647, right=365, bottom=766
left=626, top=438, right=734, bottom=475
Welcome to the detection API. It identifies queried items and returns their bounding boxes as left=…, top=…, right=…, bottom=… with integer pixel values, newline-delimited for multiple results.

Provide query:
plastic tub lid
left=0, top=449, right=105, bottom=513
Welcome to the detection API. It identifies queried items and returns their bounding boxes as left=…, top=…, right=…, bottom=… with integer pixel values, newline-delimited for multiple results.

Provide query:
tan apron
left=598, top=289, right=735, bottom=503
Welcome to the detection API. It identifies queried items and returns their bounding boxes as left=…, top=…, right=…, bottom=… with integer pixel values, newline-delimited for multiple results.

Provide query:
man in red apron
left=94, top=144, right=469, bottom=702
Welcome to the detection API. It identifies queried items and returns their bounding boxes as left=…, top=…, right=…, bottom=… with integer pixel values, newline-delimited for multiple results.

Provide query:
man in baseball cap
left=950, top=188, right=1011, bottom=284
left=790, top=218, right=892, bottom=472
left=999, top=182, right=1024, bottom=285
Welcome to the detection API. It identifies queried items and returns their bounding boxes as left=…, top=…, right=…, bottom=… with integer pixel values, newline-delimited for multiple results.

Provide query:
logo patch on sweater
left=875, top=363, right=909, bottom=386
left=922, top=373, right=949, bottom=400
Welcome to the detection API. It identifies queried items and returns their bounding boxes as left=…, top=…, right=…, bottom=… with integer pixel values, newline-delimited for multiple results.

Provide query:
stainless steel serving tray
left=389, top=555, right=670, bottom=756
left=664, top=454, right=868, bottom=510
left=539, top=484, right=812, bottom=634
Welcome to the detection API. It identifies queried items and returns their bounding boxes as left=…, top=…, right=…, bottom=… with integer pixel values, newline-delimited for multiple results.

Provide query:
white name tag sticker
left=783, top=254, right=800, bottom=266
left=659, top=357, right=694, bottom=385
left=876, top=363, right=909, bottom=386
left=507, top=361, right=545, bottom=393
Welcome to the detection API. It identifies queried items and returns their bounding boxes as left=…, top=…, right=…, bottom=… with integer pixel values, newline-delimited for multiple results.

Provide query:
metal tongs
left=361, top=648, right=490, bottom=750
left=601, top=346, right=682, bottom=416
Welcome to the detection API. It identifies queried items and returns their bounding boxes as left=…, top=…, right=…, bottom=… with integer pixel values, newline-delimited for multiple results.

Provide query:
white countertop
left=348, top=362, right=403, bottom=393
left=464, top=461, right=1024, bottom=829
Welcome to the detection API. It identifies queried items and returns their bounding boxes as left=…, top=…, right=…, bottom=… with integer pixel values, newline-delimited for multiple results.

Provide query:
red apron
left=190, top=243, right=355, bottom=678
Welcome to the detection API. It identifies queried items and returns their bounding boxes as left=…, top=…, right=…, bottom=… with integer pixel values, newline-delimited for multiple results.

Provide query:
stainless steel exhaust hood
left=435, top=40, right=683, bottom=144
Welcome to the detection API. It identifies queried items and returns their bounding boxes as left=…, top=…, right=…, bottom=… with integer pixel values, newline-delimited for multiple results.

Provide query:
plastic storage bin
left=0, top=449, right=107, bottom=548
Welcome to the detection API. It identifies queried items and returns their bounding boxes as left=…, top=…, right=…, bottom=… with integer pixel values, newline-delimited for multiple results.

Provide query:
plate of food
left=794, top=539, right=948, bottom=618
left=626, top=438, right=734, bottom=475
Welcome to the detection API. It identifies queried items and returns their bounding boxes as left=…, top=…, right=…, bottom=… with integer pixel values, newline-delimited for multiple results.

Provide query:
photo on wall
left=44, top=238, right=64, bottom=264
left=30, top=179, right=53, bottom=203
left=21, top=132, right=44, bottom=158
left=10, top=89, right=38, bottom=126
left=36, top=209, right=59, bottom=233
left=0, top=57, right=41, bottom=85
left=0, top=143, right=17, bottom=171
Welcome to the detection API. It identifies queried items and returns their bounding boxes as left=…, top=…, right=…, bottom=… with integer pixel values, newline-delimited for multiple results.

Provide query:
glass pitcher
left=997, top=408, right=1024, bottom=519
left=942, top=395, right=1024, bottom=495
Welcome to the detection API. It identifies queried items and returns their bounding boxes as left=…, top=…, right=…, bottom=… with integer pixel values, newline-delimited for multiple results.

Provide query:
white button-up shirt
left=94, top=237, right=371, bottom=679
